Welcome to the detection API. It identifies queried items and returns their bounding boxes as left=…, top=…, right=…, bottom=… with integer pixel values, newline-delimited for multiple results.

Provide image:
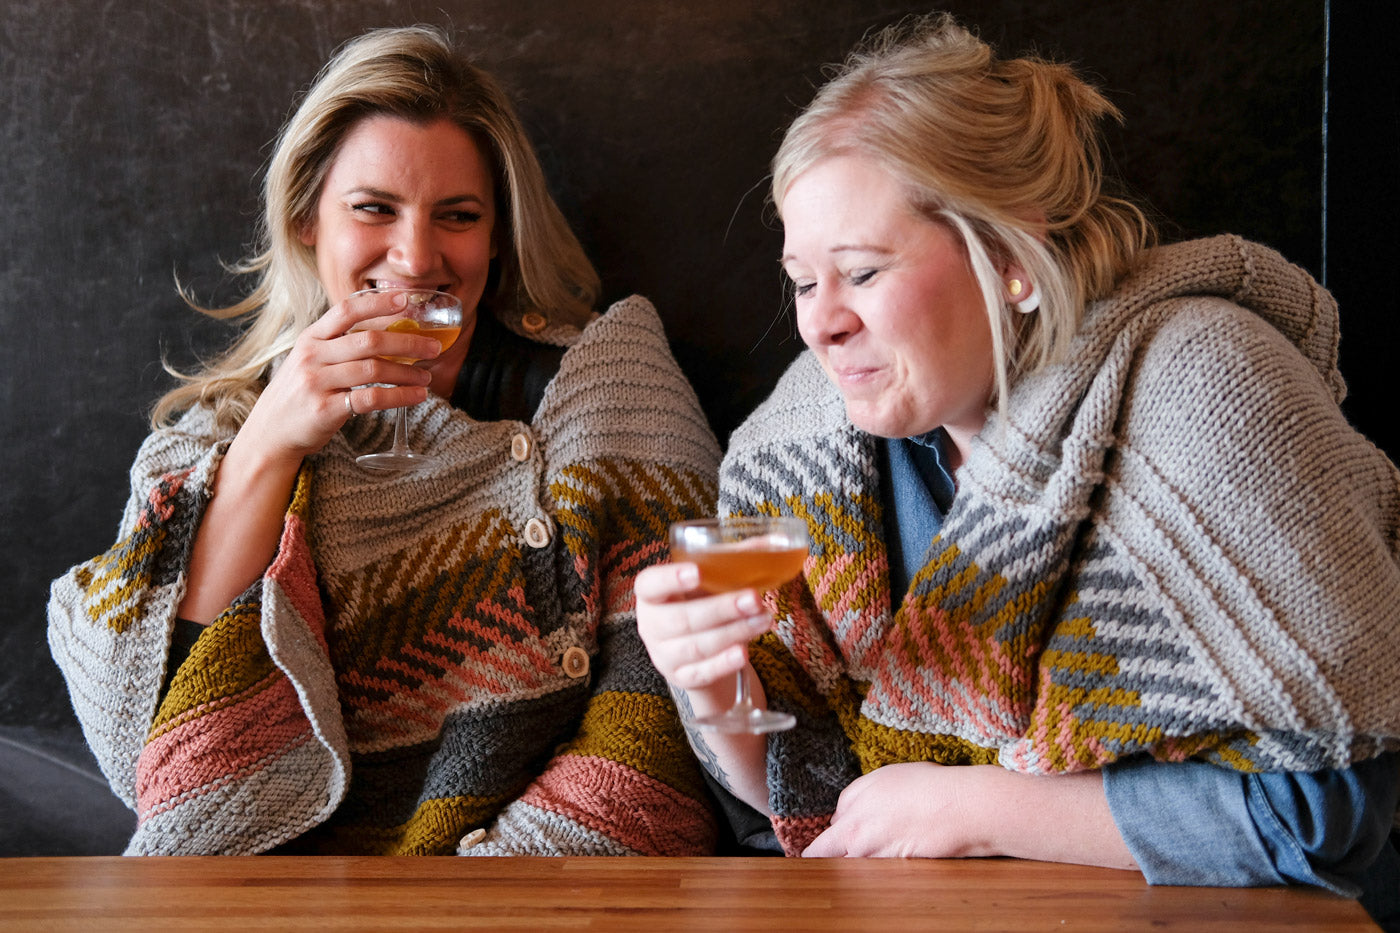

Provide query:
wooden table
left=2, top=856, right=1376, bottom=932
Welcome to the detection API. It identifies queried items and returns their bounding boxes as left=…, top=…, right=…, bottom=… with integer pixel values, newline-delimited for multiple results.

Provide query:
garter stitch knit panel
left=718, top=237, right=1400, bottom=856
left=49, top=296, right=721, bottom=856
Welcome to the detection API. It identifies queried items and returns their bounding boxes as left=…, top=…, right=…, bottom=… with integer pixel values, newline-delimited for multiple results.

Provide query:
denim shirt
left=881, top=432, right=1399, bottom=917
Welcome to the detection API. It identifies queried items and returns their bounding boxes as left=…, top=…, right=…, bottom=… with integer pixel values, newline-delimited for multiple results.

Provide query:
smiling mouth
left=369, top=280, right=453, bottom=293
left=830, top=362, right=880, bottom=381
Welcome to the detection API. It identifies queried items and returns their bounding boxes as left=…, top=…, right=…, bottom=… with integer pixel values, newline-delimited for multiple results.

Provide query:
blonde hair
left=772, top=13, right=1154, bottom=410
left=154, top=25, right=600, bottom=430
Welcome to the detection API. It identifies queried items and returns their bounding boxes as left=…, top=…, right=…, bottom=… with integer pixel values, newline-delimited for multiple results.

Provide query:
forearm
left=177, top=432, right=301, bottom=623
left=672, top=668, right=770, bottom=814
left=967, top=768, right=1137, bottom=870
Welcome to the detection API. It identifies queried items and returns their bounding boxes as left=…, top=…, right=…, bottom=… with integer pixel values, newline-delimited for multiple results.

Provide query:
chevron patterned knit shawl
left=49, top=296, right=722, bottom=856
left=719, top=237, right=1400, bottom=856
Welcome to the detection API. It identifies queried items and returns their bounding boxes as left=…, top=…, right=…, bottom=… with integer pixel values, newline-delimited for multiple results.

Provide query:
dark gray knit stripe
left=720, top=433, right=870, bottom=511
left=421, top=684, right=590, bottom=802
left=767, top=709, right=858, bottom=819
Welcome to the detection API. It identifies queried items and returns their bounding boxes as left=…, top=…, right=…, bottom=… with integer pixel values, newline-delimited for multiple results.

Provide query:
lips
left=827, top=359, right=881, bottom=384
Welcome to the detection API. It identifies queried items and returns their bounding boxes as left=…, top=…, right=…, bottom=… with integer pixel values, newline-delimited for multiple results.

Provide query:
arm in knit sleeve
left=47, top=410, right=349, bottom=854
left=47, top=415, right=226, bottom=809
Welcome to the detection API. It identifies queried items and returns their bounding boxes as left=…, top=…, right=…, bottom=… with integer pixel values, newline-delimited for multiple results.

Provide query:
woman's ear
left=298, top=220, right=316, bottom=247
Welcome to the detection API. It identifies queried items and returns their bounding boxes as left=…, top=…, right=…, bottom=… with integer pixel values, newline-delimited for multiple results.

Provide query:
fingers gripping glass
left=669, top=516, right=810, bottom=734
left=349, top=287, right=463, bottom=471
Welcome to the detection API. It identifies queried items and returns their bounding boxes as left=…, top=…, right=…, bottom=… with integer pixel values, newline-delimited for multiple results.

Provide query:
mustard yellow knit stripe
left=73, top=526, right=166, bottom=634
left=323, top=795, right=506, bottom=855
left=551, top=462, right=717, bottom=561
left=854, top=718, right=1000, bottom=772
left=150, top=599, right=277, bottom=736
left=566, top=689, right=707, bottom=802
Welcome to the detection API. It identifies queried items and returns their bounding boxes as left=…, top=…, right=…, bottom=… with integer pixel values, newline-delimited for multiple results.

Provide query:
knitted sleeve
left=47, top=413, right=224, bottom=808
left=47, top=411, right=349, bottom=854
left=460, top=296, right=722, bottom=856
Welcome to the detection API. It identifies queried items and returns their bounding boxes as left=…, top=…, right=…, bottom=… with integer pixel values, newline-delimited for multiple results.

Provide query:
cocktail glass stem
left=732, top=670, right=755, bottom=713
left=388, top=408, right=411, bottom=457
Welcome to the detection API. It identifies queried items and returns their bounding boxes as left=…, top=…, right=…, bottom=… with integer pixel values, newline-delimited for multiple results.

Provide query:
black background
left=1, top=0, right=1393, bottom=764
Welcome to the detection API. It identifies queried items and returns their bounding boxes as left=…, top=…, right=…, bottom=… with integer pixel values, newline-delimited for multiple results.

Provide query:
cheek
left=453, top=231, right=496, bottom=274
left=794, top=306, right=819, bottom=348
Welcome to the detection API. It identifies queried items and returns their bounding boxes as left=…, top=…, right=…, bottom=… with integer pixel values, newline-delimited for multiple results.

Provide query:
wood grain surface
left=1, top=856, right=1376, bottom=932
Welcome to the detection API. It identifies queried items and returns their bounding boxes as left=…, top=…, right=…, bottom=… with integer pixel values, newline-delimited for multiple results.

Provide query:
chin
left=845, top=403, right=939, bottom=441
left=845, top=408, right=903, bottom=440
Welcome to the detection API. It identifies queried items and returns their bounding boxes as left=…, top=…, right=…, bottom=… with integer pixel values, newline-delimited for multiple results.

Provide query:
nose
left=797, top=284, right=860, bottom=349
left=387, top=216, right=440, bottom=278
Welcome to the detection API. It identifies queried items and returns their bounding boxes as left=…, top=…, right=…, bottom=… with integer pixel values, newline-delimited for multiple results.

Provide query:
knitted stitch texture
left=718, top=237, right=1400, bottom=856
left=49, top=296, right=721, bottom=856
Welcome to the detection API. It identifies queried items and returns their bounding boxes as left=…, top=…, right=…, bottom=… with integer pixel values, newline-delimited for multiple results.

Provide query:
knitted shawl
left=718, top=237, right=1400, bottom=855
left=49, top=296, right=722, bottom=856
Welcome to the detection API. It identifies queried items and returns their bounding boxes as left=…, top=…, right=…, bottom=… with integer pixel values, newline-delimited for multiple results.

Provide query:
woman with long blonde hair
left=51, top=25, right=721, bottom=857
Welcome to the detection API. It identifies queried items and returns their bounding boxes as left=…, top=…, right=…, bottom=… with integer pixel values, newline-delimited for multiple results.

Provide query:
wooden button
left=458, top=828, right=486, bottom=850
left=510, top=433, right=532, bottom=461
left=524, top=518, right=551, bottom=548
left=561, top=646, right=590, bottom=679
left=521, top=312, right=547, bottom=334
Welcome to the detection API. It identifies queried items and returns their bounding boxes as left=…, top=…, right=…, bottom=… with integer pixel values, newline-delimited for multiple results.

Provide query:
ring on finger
left=344, top=389, right=356, bottom=416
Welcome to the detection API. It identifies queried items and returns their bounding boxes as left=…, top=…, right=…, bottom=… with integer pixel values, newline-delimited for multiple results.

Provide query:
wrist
left=220, top=430, right=303, bottom=495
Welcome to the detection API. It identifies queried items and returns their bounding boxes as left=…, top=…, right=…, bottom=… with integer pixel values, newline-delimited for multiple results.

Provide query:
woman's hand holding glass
left=238, top=288, right=446, bottom=467
left=638, top=515, right=806, bottom=728
left=635, top=553, right=780, bottom=812
left=635, top=562, right=776, bottom=694
left=176, top=288, right=447, bottom=623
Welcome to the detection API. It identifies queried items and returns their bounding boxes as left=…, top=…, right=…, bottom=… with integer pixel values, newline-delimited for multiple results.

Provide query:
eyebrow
left=780, top=244, right=895, bottom=264
left=343, top=186, right=488, bottom=207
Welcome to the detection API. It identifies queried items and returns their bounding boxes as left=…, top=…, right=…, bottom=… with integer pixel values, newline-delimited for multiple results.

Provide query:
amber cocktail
left=348, top=287, right=464, bottom=471
left=669, top=516, right=809, bottom=733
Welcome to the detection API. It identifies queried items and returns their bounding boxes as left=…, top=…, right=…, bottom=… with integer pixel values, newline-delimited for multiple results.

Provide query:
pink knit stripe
left=808, top=553, right=886, bottom=662
left=340, top=637, right=546, bottom=706
left=134, top=674, right=311, bottom=816
left=339, top=623, right=560, bottom=735
left=515, top=755, right=714, bottom=855
left=138, top=731, right=316, bottom=824
left=575, top=553, right=601, bottom=619
left=603, top=539, right=661, bottom=613
left=468, top=596, right=545, bottom=642
left=135, top=470, right=188, bottom=529
left=431, top=616, right=555, bottom=678
left=267, top=513, right=325, bottom=644
left=808, top=552, right=864, bottom=611
left=785, top=603, right=842, bottom=674
left=771, top=813, right=829, bottom=857
left=873, top=601, right=1021, bottom=734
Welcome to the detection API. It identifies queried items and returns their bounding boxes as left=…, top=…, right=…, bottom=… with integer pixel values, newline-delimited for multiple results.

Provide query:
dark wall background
left=1, top=0, right=1392, bottom=848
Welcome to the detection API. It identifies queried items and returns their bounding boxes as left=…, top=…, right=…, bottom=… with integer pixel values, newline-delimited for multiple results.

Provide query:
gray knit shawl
left=721, top=236, right=1400, bottom=820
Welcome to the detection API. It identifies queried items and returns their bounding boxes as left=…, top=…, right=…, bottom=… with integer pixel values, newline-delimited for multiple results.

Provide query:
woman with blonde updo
left=50, top=25, right=720, bottom=857
left=637, top=12, right=1398, bottom=921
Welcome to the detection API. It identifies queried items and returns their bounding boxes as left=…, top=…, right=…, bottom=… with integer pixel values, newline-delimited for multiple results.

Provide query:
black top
left=450, top=308, right=565, bottom=423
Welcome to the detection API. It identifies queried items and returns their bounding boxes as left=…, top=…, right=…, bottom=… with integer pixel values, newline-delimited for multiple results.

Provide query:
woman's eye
left=351, top=202, right=393, bottom=217
left=791, top=281, right=816, bottom=298
left=442, top=210, right=483, bottom=225
left=851, top=269, right=878, bottom=286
